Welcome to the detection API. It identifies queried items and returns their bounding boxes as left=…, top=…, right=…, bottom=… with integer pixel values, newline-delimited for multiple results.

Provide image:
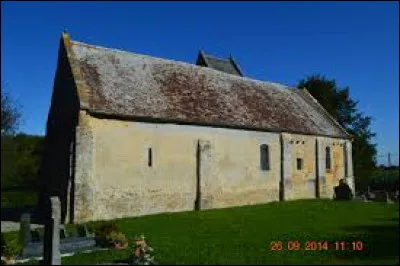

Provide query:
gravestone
left=19, top=213, right=31, bottom=245
left=354, top=194, right=371, bottom=202
left=367, top=186, right=376, bottom=200
left=43, top=196, right=61, bottom=265
left=20, top=206, right=97, bottom=259
left=386, top=192, right=394, bottom=204
left=333, top=182, right=353, bottom=200
left=77, top=224, right=91, bottom=237
left=372, top=190, right=387, bottom=202
left=60, top=224, right=68, bottom=239
left=19, top=213, right=32, bottom=258
left=31, top=228, right=45, bottom=242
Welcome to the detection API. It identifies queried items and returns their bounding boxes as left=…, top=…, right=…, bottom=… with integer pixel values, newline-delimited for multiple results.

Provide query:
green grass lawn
left=12, top=199, right=399, bottom=265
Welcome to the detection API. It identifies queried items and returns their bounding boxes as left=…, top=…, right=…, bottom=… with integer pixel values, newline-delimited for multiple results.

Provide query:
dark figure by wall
left=333, top=179, right=353, bottom=201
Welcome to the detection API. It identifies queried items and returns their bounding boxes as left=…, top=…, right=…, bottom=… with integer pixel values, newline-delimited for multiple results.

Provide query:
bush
left=108, top=231, right=128, bottom=249
left=2, top=238, right=22, bottom=259
left=94, top=221, right=120, bottom=247
left=96, top=221, right=118, bottom=234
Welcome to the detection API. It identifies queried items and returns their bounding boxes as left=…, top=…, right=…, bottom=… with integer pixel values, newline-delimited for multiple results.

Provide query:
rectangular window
left=326, top=146, right=331, bottom=170
left=260, top=144, right=270, bottom=171
left=148, top=148, right=152, bottom=167
left=297, top=158, right=303, bottom=170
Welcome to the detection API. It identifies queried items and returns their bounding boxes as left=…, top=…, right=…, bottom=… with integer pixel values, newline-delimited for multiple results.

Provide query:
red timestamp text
left=269, top=240, right=364, bottom=251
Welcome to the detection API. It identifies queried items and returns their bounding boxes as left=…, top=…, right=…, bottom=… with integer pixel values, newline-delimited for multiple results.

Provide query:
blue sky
left=1, top=1, right=399, bottom=165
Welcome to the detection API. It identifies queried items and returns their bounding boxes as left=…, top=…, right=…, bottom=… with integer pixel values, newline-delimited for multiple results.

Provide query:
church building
left=39, top=33, right=354, bottom=223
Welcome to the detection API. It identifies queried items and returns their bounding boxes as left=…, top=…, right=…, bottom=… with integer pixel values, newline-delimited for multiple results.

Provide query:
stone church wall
left=71, top=112, right=352, bottom=223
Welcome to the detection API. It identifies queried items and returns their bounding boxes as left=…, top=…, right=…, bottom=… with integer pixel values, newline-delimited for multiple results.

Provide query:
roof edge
left=61, top=32, right=91, bottom=109
left=229, top=56, right=244, bottom=77
left=199, top=49, right=210, bottom=67
left=299, top=88, right=353, bottom=140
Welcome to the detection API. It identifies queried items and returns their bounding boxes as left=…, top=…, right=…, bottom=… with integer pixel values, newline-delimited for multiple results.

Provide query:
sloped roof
left=63, top=34, right=349, bottom=139
left=196, top=51, right=243, bottom=76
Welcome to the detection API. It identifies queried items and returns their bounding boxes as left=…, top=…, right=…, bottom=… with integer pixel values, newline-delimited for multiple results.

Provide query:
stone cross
left=43, top=196, right=61, bottom=265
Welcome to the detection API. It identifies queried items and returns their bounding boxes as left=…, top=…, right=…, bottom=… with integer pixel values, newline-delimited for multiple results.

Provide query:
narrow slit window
left=326, top=146, right=331, bottom=170
left=260, top=144, right=270, bottom=171
left=148, top=148, right=152, bottom=167
left=297, top=158, right=303, bottom=170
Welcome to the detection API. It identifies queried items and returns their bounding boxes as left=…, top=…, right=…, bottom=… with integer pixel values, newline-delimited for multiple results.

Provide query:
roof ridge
left=204, top=54, right=230, bottom=61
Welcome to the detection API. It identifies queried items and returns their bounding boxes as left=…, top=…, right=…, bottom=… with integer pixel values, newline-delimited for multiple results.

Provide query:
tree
left=1, top=134, right=45, bottom=190
left=1, top=82, right=22, bottom=136
left=297, top=74, right=377, bottom=193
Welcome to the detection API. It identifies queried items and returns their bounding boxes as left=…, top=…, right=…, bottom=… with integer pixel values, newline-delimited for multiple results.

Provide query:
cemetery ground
left=2, top=199, right=398, bottom=265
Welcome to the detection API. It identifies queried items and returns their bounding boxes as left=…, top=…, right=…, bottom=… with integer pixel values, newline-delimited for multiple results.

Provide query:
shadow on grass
left=333, top=222, right=399, bottom=263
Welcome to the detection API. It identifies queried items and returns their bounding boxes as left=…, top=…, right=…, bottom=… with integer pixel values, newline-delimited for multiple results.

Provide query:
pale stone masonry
left=39, top=32, right=354, bottom=224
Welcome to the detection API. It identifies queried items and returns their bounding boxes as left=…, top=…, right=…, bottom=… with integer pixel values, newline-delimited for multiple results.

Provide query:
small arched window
left=260, top=144, right=270, bottom=171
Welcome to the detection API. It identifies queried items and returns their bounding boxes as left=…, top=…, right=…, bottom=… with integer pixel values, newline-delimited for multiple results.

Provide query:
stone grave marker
left=77, top=224, right=91, bottom=237
left=31, top=228, right=45, bottom=242
left=43, top=196, right=61, bottom=265
left=19, top=213, right=31, bottom=245
left=60, top=224, right=68, bottom=239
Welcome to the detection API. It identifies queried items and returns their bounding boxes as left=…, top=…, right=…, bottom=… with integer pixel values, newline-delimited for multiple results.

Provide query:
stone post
left=43, top=196, right=61, bottom=265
